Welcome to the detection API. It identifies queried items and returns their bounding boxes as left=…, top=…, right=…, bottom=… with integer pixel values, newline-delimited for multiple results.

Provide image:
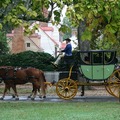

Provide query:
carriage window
left=80, top=52, right=91, bottom=64
left=92, top=52, right=103, bottom=64
left=104, top=52, right=114, bottom=64
left=84, top=56, right=90, bottom=64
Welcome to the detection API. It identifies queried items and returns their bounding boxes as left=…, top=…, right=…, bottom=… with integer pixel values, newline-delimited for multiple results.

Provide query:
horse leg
left=28, top=89, right=40, bottom=99
left=7, top=87, right=16, bottom=98
left=37, top=87, right=42, bottom=98
left=30, top=83, right=38, bottom=100
left=0, top=84, right=9, bottom=100
left=29, top=87, right=42, bottom=99
left=11, top=85, right=19, bottom=100
left=31, top=89, right=37, bottom=100
left=28, top=89, right=34, bottom=98
left=40, top=82, right=46, bottom=98
left=28, top=84, right=38, bottom=99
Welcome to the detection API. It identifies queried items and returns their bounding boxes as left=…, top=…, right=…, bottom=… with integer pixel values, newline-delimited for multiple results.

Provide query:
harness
left=0, top=67, right=39, bottom=82
left=0, top=67, right=24, bottom=81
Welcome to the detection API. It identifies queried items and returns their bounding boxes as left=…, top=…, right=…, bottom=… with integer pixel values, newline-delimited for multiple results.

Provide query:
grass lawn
left=0, top=101, right=120, bottom=120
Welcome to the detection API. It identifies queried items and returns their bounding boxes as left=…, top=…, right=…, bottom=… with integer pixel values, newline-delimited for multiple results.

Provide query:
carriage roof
left=77, top=50, right=117, bottom=65
left=78, top=50, right=116, bottom=52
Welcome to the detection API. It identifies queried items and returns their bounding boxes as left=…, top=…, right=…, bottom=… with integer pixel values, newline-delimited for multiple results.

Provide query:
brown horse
left=0, top=66, right=46, bottom=100
left=25, top=68, right=47, bottom=99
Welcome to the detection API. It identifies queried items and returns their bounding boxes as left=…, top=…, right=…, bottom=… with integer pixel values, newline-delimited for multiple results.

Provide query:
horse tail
left=39, top=70, right=47, bottom=89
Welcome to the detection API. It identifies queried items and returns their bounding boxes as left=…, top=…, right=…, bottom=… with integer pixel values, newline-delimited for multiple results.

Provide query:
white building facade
left=37, top=23, right=61, bottom=57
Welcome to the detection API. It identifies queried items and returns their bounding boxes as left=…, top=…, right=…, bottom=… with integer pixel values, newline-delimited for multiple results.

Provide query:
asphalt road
left=0, top=95, right=119, bottom=102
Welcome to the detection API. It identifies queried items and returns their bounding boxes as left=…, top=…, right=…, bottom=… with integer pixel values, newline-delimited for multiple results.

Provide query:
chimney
left=12, top=27, right=25, bottom=53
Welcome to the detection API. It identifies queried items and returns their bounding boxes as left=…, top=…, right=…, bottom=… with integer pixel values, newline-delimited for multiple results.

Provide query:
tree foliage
left=0, top=0, right=120, bottom=54
left=0, top=31, right=9, bottom=55
left=64, top=0, right=120, bottom=51
left=49, top=0, right=120, bottom=53
left=62, top=17, right=72, bottom=39
left=0, top=0, right=62, bottom=33
left=1, top=0, right=120, bottom=41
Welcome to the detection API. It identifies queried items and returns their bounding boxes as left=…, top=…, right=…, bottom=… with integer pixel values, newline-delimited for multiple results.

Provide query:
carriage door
left=92, top=52, right=104, bottom=80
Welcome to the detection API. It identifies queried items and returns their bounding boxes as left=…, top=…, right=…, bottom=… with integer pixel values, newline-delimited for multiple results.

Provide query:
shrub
left=0, top=51, right=55, bottom=71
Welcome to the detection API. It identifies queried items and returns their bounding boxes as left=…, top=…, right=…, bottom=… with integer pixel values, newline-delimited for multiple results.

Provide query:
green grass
left=0, top=102, right=120, bottom=120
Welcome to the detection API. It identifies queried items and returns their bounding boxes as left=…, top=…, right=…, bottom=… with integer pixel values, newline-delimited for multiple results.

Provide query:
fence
left=44, top=71, right=59, bottom=82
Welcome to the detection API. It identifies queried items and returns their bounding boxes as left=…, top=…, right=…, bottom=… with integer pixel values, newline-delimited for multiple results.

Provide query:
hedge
left=0, top=51, right=55, bottom=71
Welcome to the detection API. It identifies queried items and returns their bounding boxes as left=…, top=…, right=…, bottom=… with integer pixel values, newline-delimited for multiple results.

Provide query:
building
left=7, top=23, right=62, bottom=57
left=37, top=23, right=61, bottom=57
left=6, top=21, right=78, bottom=57
left=7, top=27, right=42, bottom=54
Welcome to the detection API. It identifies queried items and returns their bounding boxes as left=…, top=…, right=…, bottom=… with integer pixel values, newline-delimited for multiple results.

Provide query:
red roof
left=6, top=32, right=40, bottom=39
left=40, top=27, right=59, bottom=46
left=40, top=27, right=54, bottom=31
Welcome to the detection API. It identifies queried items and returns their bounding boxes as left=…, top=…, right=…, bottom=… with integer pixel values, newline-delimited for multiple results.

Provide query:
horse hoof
left=28, top=96, right=31, bottom=98
left=12, top=95, right=16, bottom=98
left=43, top=96, right=46, bottom=98
left=0, top=97, right=4, bottom=100
left=39, top=95, right=42, bottom=98
left=31, top=98, right=35, bottom=100
left=15, top=98, right=19, bottom=100
left=81, top=93, right=84, bottom=96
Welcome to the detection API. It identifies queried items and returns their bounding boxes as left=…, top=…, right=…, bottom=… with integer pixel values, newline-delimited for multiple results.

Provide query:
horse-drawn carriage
left=55, top=50, right=120, bottom=100
left=0, top=50, right=120, bottom=101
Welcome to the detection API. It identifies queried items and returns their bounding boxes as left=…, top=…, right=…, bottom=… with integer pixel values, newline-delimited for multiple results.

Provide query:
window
left=92, top=52, right=103, bottom=64
left=104, top=52, right=115, bottom=64
left=80, top=52, right=91, bottom=64
left=27, top=43, right=30, bottom=47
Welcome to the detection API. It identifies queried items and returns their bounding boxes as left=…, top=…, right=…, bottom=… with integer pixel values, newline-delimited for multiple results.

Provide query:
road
left=0, top=95, right=119, bottom=102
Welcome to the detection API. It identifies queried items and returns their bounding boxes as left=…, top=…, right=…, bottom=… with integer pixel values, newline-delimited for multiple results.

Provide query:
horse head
left=0, top=66, right=14, bottom=80
left=0, top=67, right=7, bottom=78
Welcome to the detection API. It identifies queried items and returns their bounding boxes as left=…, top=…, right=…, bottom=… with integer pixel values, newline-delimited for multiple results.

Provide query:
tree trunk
left=77, top=21, right=90, bottom=51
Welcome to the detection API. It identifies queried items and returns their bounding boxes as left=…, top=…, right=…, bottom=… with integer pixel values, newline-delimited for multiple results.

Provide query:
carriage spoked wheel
left=105, top=84, right=113, bottom=96
left=105, top=80, right=114, bottom=96
left=106, top=69, right=120, bottom=98
left=56, top=78, right=78, bottom=100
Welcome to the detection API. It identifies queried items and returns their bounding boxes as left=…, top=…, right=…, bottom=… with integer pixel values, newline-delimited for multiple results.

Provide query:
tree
left=0, top=0, right=63, bottom=33
left=1, top=0, right=120, bottom=55
left=64, top=1, right=120, bottom=51
left=0, top=31, right=9, bottom=55
left=47, top=0, right=120, bottom=53
left=62, top=17, right=72, bottom=39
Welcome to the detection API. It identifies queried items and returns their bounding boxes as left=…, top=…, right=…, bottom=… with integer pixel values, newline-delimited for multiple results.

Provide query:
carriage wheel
left=56, top=78, right=78, bottom=100
left=106, top=69, right=120, bottom=98
left=105, top=84, right=114, bottom=96
left=105, top=80, right=114, bottom=96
